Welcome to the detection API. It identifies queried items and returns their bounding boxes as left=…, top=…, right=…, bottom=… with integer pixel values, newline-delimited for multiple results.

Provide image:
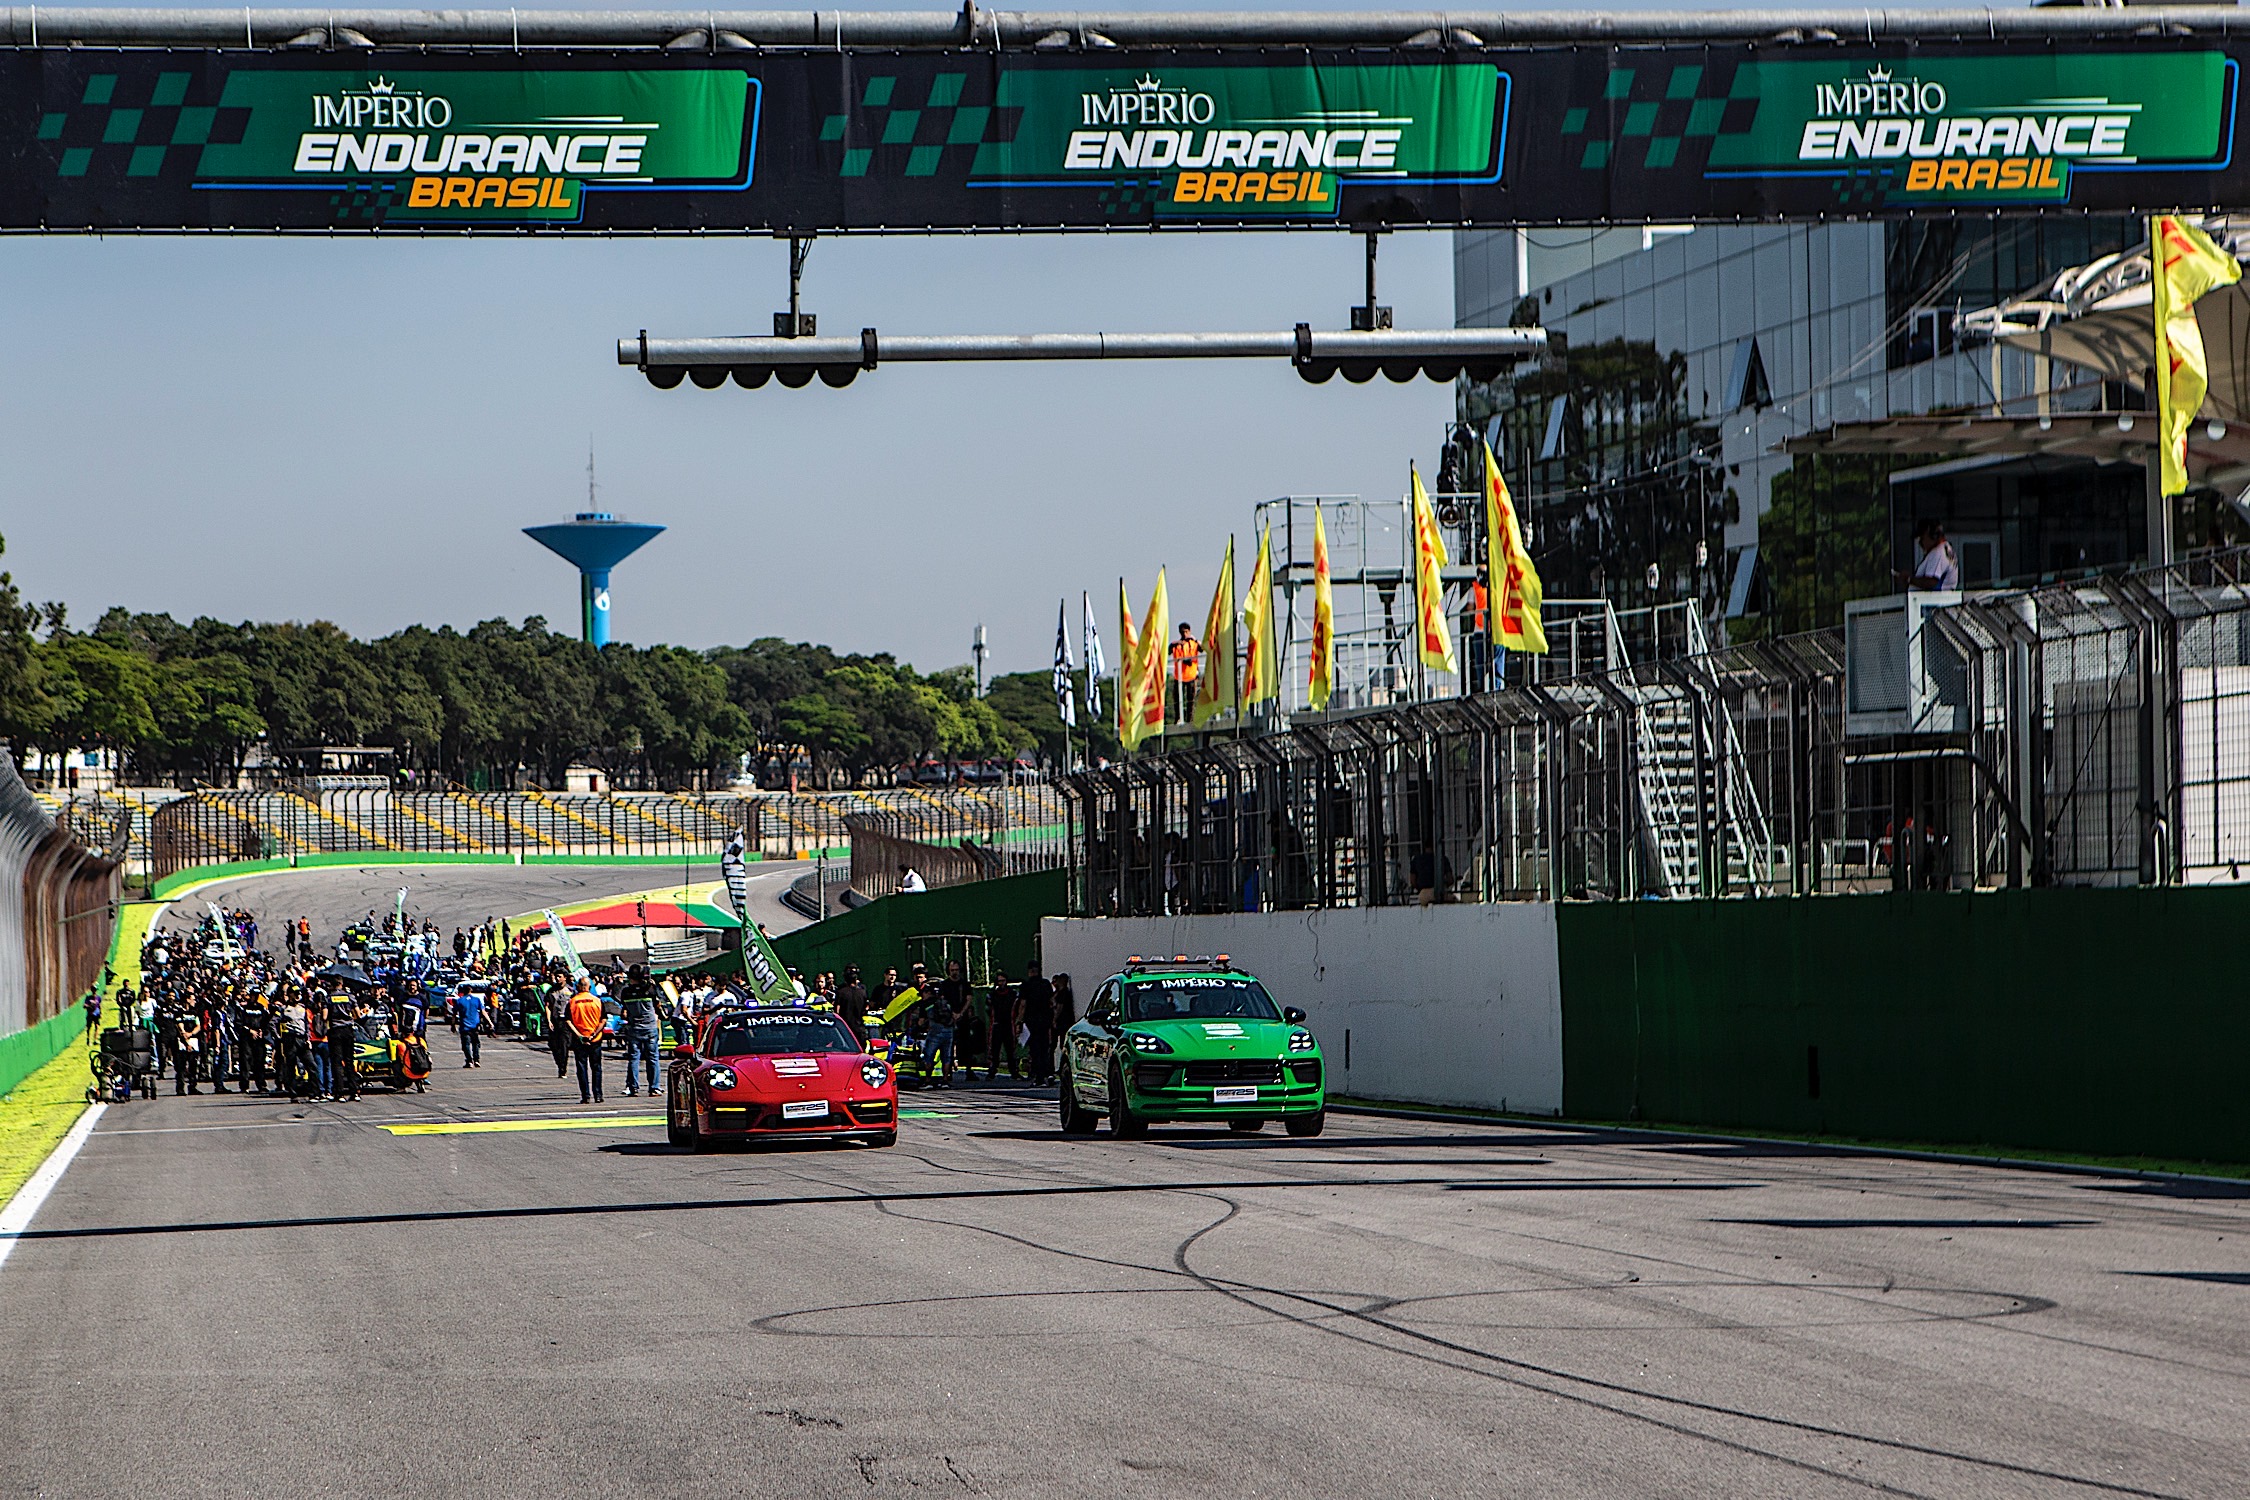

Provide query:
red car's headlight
left=702, top=1065, right=738, bottom=1091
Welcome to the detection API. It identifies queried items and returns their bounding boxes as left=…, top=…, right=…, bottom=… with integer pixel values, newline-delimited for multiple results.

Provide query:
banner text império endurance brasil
left=0, top=45, right=2237, bottom=230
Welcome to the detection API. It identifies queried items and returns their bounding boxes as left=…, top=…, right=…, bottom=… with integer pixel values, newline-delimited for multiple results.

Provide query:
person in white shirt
left=897, top=864, right=929, bottom=894
left=1910, top=520, right=1961, bottom=591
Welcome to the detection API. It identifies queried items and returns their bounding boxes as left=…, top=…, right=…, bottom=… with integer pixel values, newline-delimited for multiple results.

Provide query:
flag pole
left=1232, top=531, right=1245, bottom=742
left=1120, top=580, right=1134, bottom=764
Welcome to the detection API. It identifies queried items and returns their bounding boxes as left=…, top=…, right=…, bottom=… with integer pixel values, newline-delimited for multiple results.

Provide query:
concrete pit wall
left=1040, top=905, right=1565, bottom=1116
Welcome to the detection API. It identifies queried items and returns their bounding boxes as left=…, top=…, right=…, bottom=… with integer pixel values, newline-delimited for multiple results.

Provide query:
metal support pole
left=627, top=326, right=1544, bottom=370
left=777, top=235, right=815, bottom=338
left=17, top=11, right=2243, bottom=54
left=2146, top=451, right=2174, bottom=568
left=1352, top=230, right=1393, bottom=331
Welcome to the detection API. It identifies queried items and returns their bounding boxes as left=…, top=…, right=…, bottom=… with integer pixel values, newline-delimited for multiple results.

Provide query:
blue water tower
left=524, top=511, right=665, bottom=647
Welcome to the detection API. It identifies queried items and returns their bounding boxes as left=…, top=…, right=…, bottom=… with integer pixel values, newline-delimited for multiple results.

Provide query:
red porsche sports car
left=667, top=1006, right=898, bottom=1150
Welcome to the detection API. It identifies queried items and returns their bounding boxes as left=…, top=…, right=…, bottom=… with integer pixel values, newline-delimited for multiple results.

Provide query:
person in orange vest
left=565, top=980, right=607, bottom=1104
left=1169, top=623, right=1200, bottom=725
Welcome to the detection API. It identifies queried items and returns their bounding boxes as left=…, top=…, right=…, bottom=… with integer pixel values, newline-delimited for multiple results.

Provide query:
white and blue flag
left=1082, top=590, right=1106, bottom=719
left=1053, top=599, right=1077, bottom=728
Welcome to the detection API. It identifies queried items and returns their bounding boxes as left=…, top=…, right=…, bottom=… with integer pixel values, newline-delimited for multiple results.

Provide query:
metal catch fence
left=0, top=756, right=120, bottom=1034
left=1065, top=552, right=2250, bottom=915
left=147, top=781, right=1072, bottom=886
left=845, top=802, right=1073, bottom=900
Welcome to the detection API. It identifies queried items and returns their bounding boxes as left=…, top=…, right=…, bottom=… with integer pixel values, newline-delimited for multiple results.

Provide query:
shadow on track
left=9, top=1172, right=1643, bottom=1243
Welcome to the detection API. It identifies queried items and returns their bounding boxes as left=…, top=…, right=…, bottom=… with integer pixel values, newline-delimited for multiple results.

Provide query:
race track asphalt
left=5, top=1027, right=2246, bottom=1498
left=14, top=869, right=2250, bottom=1497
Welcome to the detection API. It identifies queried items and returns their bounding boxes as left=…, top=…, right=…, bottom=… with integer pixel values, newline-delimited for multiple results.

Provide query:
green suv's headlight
left=1127, top=1032, right=1173, bottom=1054
left=1288, top=1031, right=1317, bottom=1053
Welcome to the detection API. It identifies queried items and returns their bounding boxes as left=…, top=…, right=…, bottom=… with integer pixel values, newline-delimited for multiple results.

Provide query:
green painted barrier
left=0, top=1009, right=84, bottom=1099
left=773, top=870, right=1068, bottom=984
left=1557, top=887, right=2250, bottom=1167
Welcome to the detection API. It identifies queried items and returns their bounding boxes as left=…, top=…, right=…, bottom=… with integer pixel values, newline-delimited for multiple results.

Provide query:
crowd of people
left=786, top=957, right=1078, bottom=1088
left=82, top=899, right=1078, bottom=1108
left=94, top=907, right=439, bottom=1102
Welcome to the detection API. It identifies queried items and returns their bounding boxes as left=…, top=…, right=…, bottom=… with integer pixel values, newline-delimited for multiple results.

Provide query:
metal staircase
left=1608, top=604, right=1779, bottom=897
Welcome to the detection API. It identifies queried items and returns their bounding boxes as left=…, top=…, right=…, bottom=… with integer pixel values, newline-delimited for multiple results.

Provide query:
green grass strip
left=109, top=901, right=162, bottom=996
left=0, top=1037, right=94, bottom=1210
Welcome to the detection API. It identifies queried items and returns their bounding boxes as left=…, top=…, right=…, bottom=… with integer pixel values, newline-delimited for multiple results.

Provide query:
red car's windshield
left=706, top=1013, right=858, bottom=1056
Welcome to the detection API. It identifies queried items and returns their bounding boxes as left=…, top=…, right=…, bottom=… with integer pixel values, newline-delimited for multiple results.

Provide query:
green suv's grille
left=1181, top=1060, right=1286, bottom=1086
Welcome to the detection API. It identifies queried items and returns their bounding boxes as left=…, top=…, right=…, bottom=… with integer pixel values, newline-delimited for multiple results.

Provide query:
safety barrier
left=1043, top=883, right=2250, bottom=1167
left=0, top=754, right=121, bottom=1052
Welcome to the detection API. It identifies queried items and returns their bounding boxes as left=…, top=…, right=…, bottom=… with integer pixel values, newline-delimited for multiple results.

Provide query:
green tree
left=36, top=633, right=159, bottom=764
left=776, top=692, right=870, bottom=785
left=916, top=665, right=1023, bottom=763
left=824, top=661, right=936, bottom=780
left=147, top=655, right=266, bottom=785
left=0, top=534, right=44, bottom=763
left=986, top=669, right=1111, bottom=767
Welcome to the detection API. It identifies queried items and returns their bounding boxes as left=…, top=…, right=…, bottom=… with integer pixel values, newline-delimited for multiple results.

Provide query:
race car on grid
left=667, top=1005, right=898, bottom=1151
left=1059, top=956, right=1325, bottom=1138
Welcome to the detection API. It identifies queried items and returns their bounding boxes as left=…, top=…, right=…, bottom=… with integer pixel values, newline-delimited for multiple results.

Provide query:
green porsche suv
left=1059, top=957, right=1325, bottom=1138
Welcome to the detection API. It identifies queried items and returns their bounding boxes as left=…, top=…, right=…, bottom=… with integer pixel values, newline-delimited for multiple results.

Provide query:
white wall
left=1040, top=904, right=1564, bottom=1116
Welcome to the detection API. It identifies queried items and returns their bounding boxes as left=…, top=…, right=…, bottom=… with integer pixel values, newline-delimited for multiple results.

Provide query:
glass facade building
left=1453, top=219, right=2152, bottom=638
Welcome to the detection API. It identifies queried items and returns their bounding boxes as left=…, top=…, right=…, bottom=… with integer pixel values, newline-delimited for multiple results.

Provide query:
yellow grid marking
left=382, top=1115, right=665, bottom=1136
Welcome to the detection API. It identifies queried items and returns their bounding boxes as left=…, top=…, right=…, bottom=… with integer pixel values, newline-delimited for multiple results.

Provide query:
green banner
left=181, top=67, right=750, bottom=223
left=932, top=62, right=1501, bottom=219
left=1701, top=52, right=2229, bottom=203
left=1, top=45, right=2243, bottom=230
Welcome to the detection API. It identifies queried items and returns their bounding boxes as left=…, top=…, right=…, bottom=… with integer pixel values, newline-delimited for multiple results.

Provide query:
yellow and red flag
left=1240, top=526, right=1278, bottom=708
left=1309, top=508, right=1335, bottom=711
left=1116, top=578, right=1139, bottom=743
left=1192, top=539, right=1239, bottom=726
left=2152, top=215, right=2241, bottom=498
left=1410, top=465, right=1457, bottom=676
left=1121, top=569, right=1169, bottom=750
left=1483, top=438, right=1548, bottom=654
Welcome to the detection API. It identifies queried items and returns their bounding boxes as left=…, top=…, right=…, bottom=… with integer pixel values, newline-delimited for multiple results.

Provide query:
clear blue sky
left=0, top=0, right=1941, bottom=677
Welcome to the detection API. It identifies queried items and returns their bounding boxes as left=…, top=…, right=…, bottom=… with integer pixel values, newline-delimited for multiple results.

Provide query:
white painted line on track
left=0, top=1103, right=106, bottom=1273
